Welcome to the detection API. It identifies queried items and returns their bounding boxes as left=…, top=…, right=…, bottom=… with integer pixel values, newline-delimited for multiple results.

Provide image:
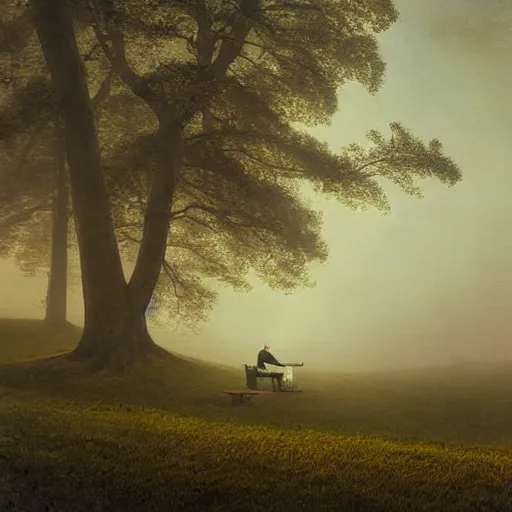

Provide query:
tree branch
left=0, top=195, right=52, bottom=230
left=185, top=127, right=271, bottom=145
left=221, top=147, right=304, bottom=176
left=90, top=2, right=165, bottom=113
left=117, top=231, right=141, bottom=245
left=210, top=5, right=255, bottom=79
left=195, top=0, right=215, bottom=67
left=170, top=241, right=225, bottom=269
left=261, top=3, right=320, bottom=13
left=170, top=203, right=221, bottom=219
left=81, top=41, right=101, bottom=62
left=116, top=222, right=144, bottom=230
left=90, top=68, right=113, bottom=110
left=355, top=157, right=389, bottom=174
left=171, top=203, right=256, bottom=229
left=352, top=151, right=419, bottom=178
left=162, top=259, right=182, bottom=314
left=173, top=213, right=217, bottom=233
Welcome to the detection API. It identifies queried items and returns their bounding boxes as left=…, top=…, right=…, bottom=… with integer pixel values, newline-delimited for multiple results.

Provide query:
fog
left=1, top=0, right=511, bottom=372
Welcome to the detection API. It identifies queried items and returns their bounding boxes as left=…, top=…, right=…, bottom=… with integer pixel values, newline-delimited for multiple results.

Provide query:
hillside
left=1, top=318, right=512, bottom=510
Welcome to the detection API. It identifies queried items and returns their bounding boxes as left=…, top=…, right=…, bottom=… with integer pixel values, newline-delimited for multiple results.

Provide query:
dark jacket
left=257, top=349, right=285, bottom=370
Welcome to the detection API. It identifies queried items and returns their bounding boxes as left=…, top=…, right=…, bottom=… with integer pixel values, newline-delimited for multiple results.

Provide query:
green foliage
left=108, top=117, right=460, bottom=328
left=92, top=0, right=460, bottom=330
left=0, top=112, right=73, bottom=278
left=0, top=1, right=34, bottom=94
left=229, top=0, right=398, bottom=125
left=0, top=23, right=121, bottom=289
left=332, top=122, right=462, bottom=212
left=1, top=0, right=463, bottom=330
left=0, top=126, right=55, bottom=269
left=0, top=9, right=65, bottom=276
left=0, top=77, right=57, bottom=139
left=0, top=4, right=32, bottom=54
left=91, top=0, right=398, bottom=122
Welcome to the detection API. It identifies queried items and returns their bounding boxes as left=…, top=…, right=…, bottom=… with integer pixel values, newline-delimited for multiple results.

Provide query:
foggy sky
left=1, top=0, right=511, bottom=372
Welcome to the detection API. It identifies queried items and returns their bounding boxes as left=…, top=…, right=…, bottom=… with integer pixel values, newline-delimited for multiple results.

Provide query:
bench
left=243, top=364, right=281, bottom=391
left=223, top=389, right=261, bottom=404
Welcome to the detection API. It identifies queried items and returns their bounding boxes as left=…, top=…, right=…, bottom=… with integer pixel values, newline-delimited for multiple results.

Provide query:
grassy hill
left=0, top=318, right=82, bottom=362
left=1, top=318, right=512, bottom=511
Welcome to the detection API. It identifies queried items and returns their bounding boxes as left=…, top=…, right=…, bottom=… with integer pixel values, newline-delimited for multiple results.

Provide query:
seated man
left=257, top=344, right=286, bottom=391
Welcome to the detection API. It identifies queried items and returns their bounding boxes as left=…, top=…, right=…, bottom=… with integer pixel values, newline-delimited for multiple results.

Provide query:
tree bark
left=128, top=122, right=183, bottom=305
left=44, top=126, right=68, bottom=326
left=89, top=5, right=252, bottom=312
left=30, top=0, right=252, bottom=369
left=31, top=0, right=158, bottom=370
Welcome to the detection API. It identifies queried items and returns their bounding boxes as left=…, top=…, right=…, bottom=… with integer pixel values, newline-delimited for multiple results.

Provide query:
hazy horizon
left=1, top=0, right=510, bottom=373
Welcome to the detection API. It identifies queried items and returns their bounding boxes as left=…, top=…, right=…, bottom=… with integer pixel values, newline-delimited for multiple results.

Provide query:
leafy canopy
left=93, top=0, right=460, bottom=326
left=0, top=0, right=462, bottom=328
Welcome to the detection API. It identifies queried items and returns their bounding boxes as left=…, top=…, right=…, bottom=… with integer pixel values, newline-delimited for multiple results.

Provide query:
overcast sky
left=1, top=0, right=511, bottom=372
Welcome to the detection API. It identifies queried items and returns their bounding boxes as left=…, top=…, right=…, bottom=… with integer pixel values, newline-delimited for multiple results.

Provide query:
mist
left=1, top=0, right=510, bottom=373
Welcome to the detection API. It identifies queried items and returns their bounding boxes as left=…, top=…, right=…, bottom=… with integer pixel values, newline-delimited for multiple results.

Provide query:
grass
left=0, top=318, right=512, bottom=511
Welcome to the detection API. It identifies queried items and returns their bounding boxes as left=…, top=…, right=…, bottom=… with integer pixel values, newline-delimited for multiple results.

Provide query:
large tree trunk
left=72, top=296, right=155, bottom=371
left=44, top=127, right=68, bottom=326
left=86, top=5, right=251, bottom=337
left=128, top=122, right=183, bottom=304
left=31, top=0, right=157, bottom=370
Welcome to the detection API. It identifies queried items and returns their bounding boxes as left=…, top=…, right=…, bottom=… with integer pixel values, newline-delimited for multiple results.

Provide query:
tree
left=1, top=3, right=212, bottom=331
left=29, top=0, right=163, bottom=370
left=0, top=67, right=70, bottom=325
left=0, top=122, right=70, bottom=326
left=0, top=9, right=108, bottom=326
left=94, top=1, right=461, bottom=321
left=27, top=0, right=461, bottom=370
left=0, top=58, right=216, bottom=330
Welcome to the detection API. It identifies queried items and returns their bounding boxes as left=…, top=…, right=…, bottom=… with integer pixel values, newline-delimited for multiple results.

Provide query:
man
left=257, top=345, right=286, bottom=391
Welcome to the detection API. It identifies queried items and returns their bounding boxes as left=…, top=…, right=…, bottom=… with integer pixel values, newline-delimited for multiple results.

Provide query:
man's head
left=264, top=344, right=270, bottom=351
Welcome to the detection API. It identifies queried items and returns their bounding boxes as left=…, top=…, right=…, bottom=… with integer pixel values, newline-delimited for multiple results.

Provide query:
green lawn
left=1, top=318, right=511, bottom=511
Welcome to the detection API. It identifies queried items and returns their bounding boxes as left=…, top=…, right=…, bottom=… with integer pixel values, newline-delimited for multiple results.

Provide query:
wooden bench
left=223, top=389, right=261, bottom=404
left=243, top=364, right=281, bottom=391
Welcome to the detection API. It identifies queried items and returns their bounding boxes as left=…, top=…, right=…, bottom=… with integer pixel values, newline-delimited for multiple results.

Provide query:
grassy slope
left=0, top=318, right=512, bottom=511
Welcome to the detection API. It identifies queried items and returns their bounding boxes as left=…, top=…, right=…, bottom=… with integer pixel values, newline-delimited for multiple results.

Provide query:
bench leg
left=231, top=394, right=249, bottom=405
